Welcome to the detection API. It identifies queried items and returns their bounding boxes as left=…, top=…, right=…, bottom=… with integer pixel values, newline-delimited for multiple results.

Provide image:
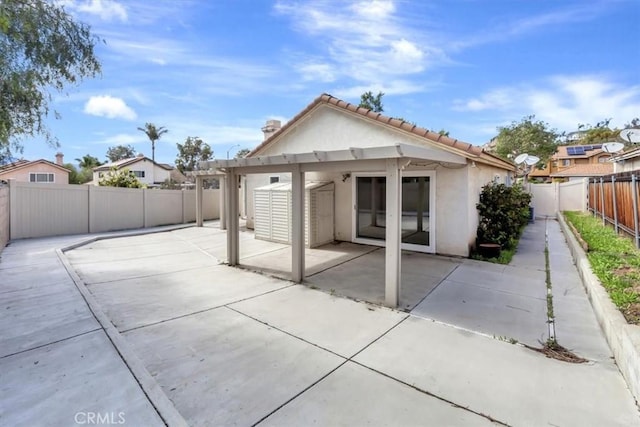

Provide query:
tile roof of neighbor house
left=554, top=145, right=606, bottom=159
left=93, top=156, right=174, bottom=172
left=249, top=93, right=514, bottom=171
left=550, top=163, right=613, bottom=177
left=0, top=159, right=70, bottom=174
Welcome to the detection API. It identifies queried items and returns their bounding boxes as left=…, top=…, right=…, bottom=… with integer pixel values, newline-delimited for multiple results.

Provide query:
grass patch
left=564, top=211, right=640, bottom=324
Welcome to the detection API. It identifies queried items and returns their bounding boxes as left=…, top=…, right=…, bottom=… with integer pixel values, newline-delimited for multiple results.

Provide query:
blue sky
left=20, top=0, right=640, bottom=166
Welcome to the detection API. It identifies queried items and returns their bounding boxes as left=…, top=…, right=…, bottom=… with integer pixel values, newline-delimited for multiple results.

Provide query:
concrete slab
left=0, top=330, right=163, bottom=427
left=306, top=249, right=460, bottom=310
left=261, top=361, right=495, bottom=426
left=0, top=259, right=72, bottom=293
left=88, top=265, right=290, bottom=331
left=230, top=285, right=407, bottom=357
left=412, top=279, right=548, bottom=346
left=451, top=261, right=546, bottom=299
left=354, top=317, right=640, bottom=427
left=124, top=307, right=344, bottom=427
left=72, top=251, right=216, bottom=284
left=0, top=281, right=99, bottom=357
left=241, top=241, right=376, bottom=278
left=65, top=240, right=198, bottom=264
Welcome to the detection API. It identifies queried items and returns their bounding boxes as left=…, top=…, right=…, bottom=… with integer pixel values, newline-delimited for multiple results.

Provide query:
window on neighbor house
left=598, top=156, right=608, bottom=163
left=133, top=170, right=145, bottom=178
left=562, top=159, right=571, bottom=166
left=29, top=173, right=54, bottom=183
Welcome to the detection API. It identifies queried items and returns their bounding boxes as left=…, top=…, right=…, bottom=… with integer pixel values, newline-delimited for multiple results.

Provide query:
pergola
left=194, top=143, right=466, bottom=307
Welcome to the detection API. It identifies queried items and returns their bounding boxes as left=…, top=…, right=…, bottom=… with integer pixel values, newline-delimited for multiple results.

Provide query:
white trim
left=351, top=170, right=436, bottom=253
left=29, top=172, right=55, bottom=183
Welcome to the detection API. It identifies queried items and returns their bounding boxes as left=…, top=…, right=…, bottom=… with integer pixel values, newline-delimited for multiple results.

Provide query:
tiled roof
left=248, top=93, right=514, bottom=171
left=0, top=159, right=69, bottom=174
left=94, top=156, right=173, bottom=172
left=550, top=163, right=613, bottom=177
left=554, top=145, right=605, bottom=159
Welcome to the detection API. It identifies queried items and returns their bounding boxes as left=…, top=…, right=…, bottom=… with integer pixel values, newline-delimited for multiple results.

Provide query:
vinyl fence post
left=611, top=175, right=618, bottom=234
left=632, top=174, right=639, bottom=249
left=600, top=177, right=605, bottom=225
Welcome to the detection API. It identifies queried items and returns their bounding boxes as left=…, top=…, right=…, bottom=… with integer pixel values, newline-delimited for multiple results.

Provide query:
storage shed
left=254, top=181, right=334, bottom=248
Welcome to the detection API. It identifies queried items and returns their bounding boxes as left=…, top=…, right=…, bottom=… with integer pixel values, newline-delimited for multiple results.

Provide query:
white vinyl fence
left=7, top=180, right=220, bottom=240
left=0, top=185, right=9, bottom=252
left=528, top=179, right=588, bottom=218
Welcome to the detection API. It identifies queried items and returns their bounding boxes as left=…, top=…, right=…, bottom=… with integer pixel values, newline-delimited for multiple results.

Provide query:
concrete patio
left=1, top=220, right=639, bottom=426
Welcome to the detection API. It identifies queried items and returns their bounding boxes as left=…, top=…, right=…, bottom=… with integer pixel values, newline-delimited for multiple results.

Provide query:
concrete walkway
left=1, top=221, right=639, bottom=426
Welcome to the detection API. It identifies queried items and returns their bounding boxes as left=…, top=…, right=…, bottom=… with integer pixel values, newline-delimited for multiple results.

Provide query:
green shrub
left=476, top=182, right=531, bottom=248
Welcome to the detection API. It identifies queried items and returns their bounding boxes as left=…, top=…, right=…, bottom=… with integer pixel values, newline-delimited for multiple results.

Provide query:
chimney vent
left=261, top=119, right=282, bottom=140
left=55, top=152, right=63, bottom=165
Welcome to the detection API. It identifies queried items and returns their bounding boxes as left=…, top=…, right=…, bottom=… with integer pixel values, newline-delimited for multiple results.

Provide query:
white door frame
left=352, top=170, right=436, bottom=253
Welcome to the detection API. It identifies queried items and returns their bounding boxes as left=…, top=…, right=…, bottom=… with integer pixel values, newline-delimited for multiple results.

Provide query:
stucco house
left=93, top=154, right=173, bottom=187
left=0, top=153, right=70, bottom=184
left=613, top=147, right=640, bottom=173
left=195, top=94, right=515, bottom=306
left=530, top=144, right=611, bottom=182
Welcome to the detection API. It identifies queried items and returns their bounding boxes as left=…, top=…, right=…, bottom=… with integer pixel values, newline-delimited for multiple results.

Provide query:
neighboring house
left=529, top=144, right=612, bottom=182
left=612, top=147, right=640, bottom=173
left=233, top=94, right=515, bottom=258
left=93, top=154, right=173, bottom=186
left=0, top=153, right=70, bottom=184
left=550, top=163, right=613, bottom=181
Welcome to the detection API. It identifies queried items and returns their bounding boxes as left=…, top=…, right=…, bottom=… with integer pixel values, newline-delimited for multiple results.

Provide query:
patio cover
left=194, top=143, right=467, bottom=307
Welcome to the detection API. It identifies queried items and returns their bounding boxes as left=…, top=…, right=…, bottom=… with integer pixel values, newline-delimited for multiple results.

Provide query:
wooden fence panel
left=588, top=174, right=640, bottom=247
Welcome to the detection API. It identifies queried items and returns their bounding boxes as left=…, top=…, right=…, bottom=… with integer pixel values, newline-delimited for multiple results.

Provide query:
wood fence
left=588, top=173, right=640, bottom=248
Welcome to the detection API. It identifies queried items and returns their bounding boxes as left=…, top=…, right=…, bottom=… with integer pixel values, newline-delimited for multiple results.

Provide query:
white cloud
left=275, top=0, right=446, bottom=92
left=92, top=133, right=142, bottom=145
left=452, top=75, right=640, bottom=132
left=75, top=0, right=127, bottom=22
left=84, top=95, right=137, bottom=120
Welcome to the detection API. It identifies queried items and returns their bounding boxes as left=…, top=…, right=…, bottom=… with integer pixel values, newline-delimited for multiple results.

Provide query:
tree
left=437, top=129, right=450, bottom=137
left=175, top=136, right=212, bottom=173
left=75, top=154, right=102, bottom=169
left=63, top=163, right=82, bottom=184
left=359, top=91, right=384, bottom=113
left=99, top=167, right=143, bottom=188
left=235, top=148, right=251, bottom=158
left=494, top=115, right=559, bottom=166
left=106, top=144, right=136, bottom=162
left=137, top=123, right=168, bottom=164
left=0, top=0, right=101, bottom=163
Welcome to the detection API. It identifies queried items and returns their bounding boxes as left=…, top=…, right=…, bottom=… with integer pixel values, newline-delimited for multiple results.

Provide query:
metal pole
left=600, top=177, right=605, bottom=224
left=632, top=174, right=639, bottom=249
left=611, top=175, right=618, bottom=234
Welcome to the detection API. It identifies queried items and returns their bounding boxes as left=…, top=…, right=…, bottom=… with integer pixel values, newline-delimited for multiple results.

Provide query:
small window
left=598, top=156, right=608, bottom=163
left=29, top=173, right=54, bottom=183
left=270, top=176, right=279, bottom=184
left=133, top=171, right=145, bottom=178
left=562, top=159, right=571, bottom=166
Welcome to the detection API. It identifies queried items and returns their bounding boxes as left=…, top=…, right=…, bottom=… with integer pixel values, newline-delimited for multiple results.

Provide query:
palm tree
left=75, top=154, right=102, bottom=169
left=137, top=123, right=168, bottom=164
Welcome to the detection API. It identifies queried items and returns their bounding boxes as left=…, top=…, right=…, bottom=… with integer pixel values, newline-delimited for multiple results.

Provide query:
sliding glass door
left=354, top=171, right=435, bottom=253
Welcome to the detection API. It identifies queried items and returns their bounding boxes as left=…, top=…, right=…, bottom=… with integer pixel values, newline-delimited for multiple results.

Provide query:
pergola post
left=219, top=175, right=226, bottom=230
left=226, top=170, right=239, bottom=265
left=195, top=176, right=203, bottom=227
left=291, top=165, right=305, bottom=282
left=385, top=158, right=402, bottom=307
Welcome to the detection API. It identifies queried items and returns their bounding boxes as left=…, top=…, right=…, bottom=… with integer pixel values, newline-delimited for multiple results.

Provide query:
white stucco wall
left=243, top=105, right=511, bottom=257
left=93, top=159, right=171, bottom=185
